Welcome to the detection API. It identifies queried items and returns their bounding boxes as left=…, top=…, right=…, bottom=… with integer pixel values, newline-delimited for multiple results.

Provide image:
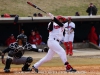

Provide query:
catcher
left=1, top=34, right=43, bottom=73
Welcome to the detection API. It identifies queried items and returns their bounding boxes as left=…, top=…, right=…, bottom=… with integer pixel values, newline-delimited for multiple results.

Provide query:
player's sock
left=65, top=62, right=76, bottom=72
left=64, top=42, right=69, bottom=55
left=69, top=42, right=73, bottom=56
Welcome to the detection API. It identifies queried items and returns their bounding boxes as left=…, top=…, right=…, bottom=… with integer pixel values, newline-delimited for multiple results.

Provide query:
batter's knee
left=26, top=57, right=33, bottom=63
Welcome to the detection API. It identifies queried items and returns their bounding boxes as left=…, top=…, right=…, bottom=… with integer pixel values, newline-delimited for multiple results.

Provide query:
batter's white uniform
left=33, top=22, right=67, bottom=68
left=64, top=22, right=75, bottom=42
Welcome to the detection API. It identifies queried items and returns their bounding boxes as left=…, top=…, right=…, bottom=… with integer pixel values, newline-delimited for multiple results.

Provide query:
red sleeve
left=13, top=38, right=16, bottom=42
left=36, top=35, right=42, bottom=45
left=6, top=38, right=16, bottom=46
left=29, top=35, right=36, bottom=44
left=93, top=33, right=98, bottom=41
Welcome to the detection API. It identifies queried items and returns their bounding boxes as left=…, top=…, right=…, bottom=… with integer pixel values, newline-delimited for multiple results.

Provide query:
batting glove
left=48, top=13, right=54, bottom=19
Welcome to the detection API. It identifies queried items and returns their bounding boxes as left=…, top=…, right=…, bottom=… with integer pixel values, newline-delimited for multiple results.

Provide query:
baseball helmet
left=4, top=13, right=11, bottom=18
left=67, top=17, right=72, bottom=20
left=17, top=34, right=27, bottom=39
left=56, top=15, right=66, bottom=22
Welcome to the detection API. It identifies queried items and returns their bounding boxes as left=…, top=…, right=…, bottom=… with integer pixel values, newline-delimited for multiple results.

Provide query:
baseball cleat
left=32, top=66, right=38, bottom=73
left=66, top=64, right=77, bottom=72
left=66, top=68, right=77, bottom=72
left=4, top=69, right=10, bottom=73
left=22, top=67, right=32, bottom=71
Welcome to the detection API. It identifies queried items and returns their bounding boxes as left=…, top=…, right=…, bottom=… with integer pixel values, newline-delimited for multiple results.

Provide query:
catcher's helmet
left=17, top=34, right=27, bottom=39
left=17, top=34, right=27, bottom=43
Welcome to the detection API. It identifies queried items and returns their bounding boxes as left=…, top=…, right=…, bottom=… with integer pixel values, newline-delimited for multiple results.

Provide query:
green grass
left=0, top=0, right=100, bottom=16
left=0, top=56, right=100, bottom=68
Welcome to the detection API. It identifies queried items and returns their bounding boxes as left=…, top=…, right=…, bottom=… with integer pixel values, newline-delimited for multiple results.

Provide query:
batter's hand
left=48, top=13, right=54, bottom=20
left=70, top=29, right=74, bottom=34
left=2, top=58, right=5, bottom=65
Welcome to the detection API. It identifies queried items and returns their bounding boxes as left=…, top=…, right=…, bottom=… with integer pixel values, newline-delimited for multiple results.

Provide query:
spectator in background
left=29, top=30, right=42, bottom=45
left=88, top=26, right=98, bottom=45
left=19, top=29, right=27, bottom=37
left=86, top=3, right=98, bottom=16
left=38, top=13, right=43, bottom=17
left=36, top=30, right=45, bottom=45
left=75, top=12, right=80, bottom=16
left=33, top=13, right=37, bottom=17
left=29, top=30, right=44, bottom=52
left=17, top=29, right=28, bottom=41
left=33, top=13, right=43, bottom=17
left=20, top=29, right=25, bottom=35
left=4, top=13, right=11, bottom=18
left=5, top=34, right=16, bottom=46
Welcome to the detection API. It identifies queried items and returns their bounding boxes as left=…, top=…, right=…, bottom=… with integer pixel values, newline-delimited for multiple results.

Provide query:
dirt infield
left=0, top=49, right=100, bottom=75
left=0, top=66, right=100, bottom=75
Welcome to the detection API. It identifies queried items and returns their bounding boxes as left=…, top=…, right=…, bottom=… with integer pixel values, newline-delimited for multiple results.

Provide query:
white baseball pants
left=64, top=33, right=74, bottom=42
left=34, top=39, right=67, bottom=68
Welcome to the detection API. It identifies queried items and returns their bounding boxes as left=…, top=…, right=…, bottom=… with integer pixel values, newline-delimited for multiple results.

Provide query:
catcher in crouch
left=1, top=34, right=43, bottom=73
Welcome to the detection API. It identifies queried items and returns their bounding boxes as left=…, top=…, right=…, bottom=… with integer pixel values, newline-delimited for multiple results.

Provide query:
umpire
left=1, top=34, right=36, bottom=73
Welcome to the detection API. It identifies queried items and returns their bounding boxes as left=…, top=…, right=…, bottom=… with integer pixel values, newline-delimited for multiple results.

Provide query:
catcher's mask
left=17, top=34, right=27, bottom=44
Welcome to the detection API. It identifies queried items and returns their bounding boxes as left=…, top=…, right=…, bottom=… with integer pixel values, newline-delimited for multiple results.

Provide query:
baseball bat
left=27, top=1, right=47, bottom=14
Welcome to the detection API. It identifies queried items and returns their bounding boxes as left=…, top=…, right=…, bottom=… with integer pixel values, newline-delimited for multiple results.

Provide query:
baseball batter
left=32, top=13, right=76, bottom=73
left=64, top=17, right=75, bottom=56
left=1, top=34, right=43, bottom=73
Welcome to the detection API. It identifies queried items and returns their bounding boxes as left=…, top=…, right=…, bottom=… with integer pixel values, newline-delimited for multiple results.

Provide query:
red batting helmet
left=4, top=13, right=11, bottom=18
left=67, top=17, right=72, bottom=20
left=56, top=15, right=66, bottom=22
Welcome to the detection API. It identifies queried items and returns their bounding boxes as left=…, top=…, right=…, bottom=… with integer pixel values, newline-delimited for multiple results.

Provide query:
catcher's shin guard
left=69, top=42, right=73, bottom=56
left=22, top=57, right=33, bottom=71
left=64, top=42, right=69, bottom=55
left=4, top=58, right=12, bottom=73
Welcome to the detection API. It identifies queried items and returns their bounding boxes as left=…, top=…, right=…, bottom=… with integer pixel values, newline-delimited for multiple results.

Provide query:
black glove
left=44, top=47, right=49, bottom=52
